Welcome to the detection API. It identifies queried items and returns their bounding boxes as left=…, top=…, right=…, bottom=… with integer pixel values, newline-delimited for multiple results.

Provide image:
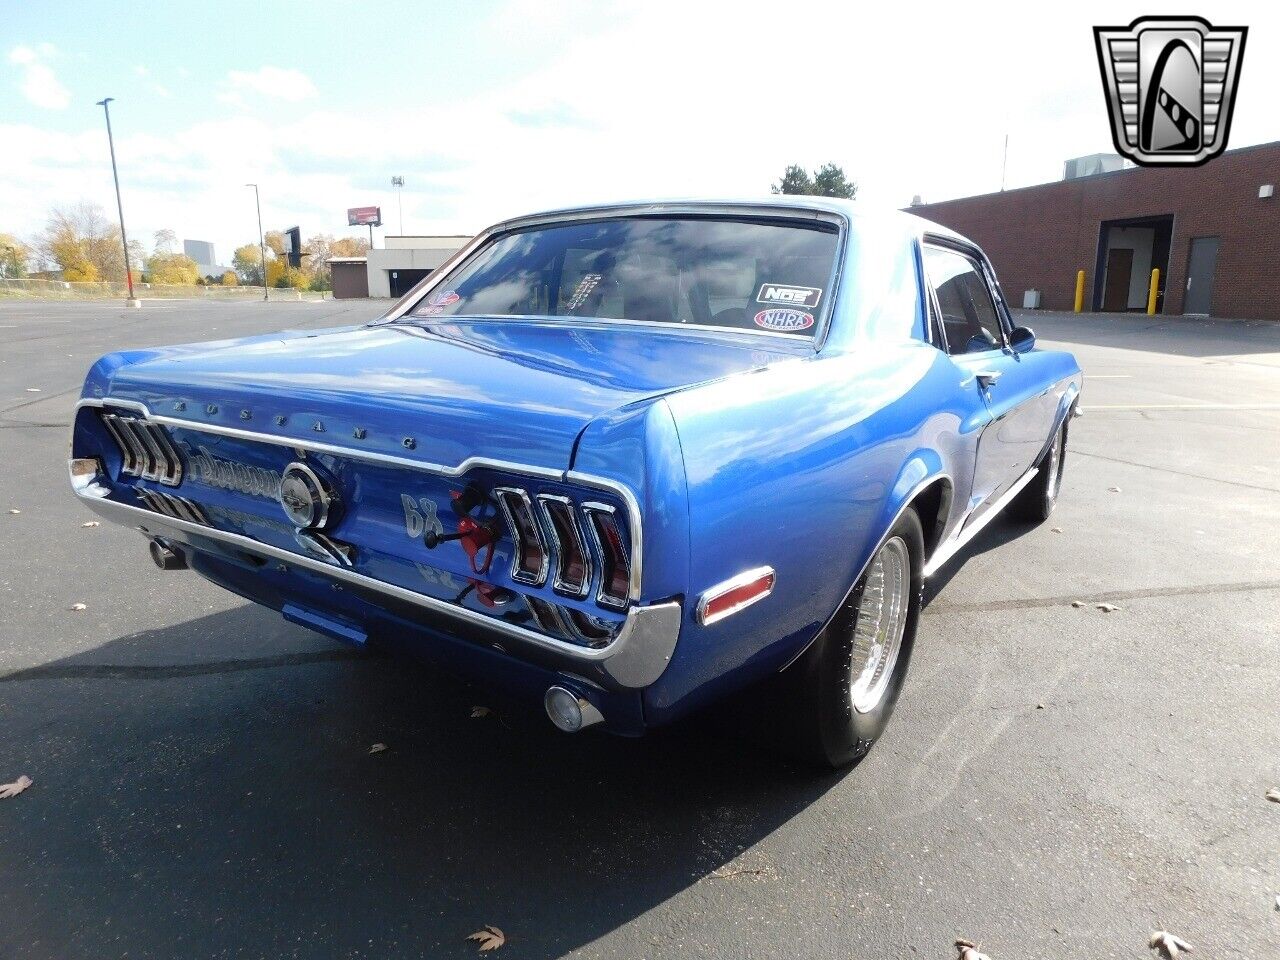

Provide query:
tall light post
left=245, top=183, right=268, bottom=302
left=391, top=176, right=404, bottom=234
left=96, top=97, right=139, bottom=308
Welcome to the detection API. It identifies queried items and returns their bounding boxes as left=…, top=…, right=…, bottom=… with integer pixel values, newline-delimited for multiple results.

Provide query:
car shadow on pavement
left=0, top=604, right=842, bottom=959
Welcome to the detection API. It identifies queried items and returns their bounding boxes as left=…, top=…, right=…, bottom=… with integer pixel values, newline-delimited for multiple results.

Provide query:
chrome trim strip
left=100, top=414, right=140, bottom=475
left=144, top=421, right=184, bottom=486
left=493, top=486, right=549, bottom=587
left=79, top=398, right=643, bottom=603
left=922, top=466, right=1040, bottom=578
left=130, top=419, right=168, bottom=483
left=536, top=494, right=593, bottom=599
left=580, top=501, right=630, bottom=610
left=696, top=566, right=776, bottom=626
left=69, top=472, right=681, bottom=689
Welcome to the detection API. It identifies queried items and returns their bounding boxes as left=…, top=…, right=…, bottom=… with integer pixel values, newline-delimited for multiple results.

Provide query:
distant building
left=366, top=235, right=471, bottom=298
left=908, top=140, right=1280, bottom=320
left=183, top=239, right=226, bottom=278
left=329, top=257, right=369, bottom=300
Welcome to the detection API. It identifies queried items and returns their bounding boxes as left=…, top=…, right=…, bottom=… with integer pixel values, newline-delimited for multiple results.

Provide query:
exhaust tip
left=544, top=685, right=604, bottom=733
left=149, top=538, right=187, bottom=571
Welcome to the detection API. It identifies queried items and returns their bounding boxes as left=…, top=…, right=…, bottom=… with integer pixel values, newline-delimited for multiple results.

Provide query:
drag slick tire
left=775, top=507, right=925, bottom=769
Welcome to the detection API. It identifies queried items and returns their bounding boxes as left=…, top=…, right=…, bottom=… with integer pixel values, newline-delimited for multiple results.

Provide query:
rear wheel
left=1010, top=417, right=1066, bottom=523
left=775, top=508, right=924, bottom=768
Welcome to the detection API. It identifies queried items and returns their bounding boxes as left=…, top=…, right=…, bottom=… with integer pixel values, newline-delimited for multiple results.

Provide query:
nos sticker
left=754, top=308, right=815, bottom=332
left=426, top=290, right=461, bottom=307
left=756, top=283, right=822, bottom=308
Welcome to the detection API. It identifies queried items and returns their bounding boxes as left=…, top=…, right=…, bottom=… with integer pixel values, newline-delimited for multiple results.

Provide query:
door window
left=923, top=246, right=1005, bottom=355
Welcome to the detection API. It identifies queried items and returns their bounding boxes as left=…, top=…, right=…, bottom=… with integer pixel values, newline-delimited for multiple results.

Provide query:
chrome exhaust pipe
left=544, top=685, right=604, bottom=733
left=149, top=538, right=187, bottom=571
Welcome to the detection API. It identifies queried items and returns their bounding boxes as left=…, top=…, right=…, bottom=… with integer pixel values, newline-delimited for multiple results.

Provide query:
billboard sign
left=347, top=206, right=382, bottom=226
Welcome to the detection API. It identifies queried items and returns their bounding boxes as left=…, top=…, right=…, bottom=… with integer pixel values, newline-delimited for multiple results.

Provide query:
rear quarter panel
left=645, top=341, right=982, bottom=723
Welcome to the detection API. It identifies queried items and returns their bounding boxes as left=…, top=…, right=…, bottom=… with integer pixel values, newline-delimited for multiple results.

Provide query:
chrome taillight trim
left=494, top=486, right=550, bottom=587
left=137, top=488, right=209, bottom=526
left=581, top=501, right=631, bottom=610
left=526, top=596, right=568, bottom=636
left=536, top=494, right=593, bottom=599
left=100, top=410, right=183, bottom=487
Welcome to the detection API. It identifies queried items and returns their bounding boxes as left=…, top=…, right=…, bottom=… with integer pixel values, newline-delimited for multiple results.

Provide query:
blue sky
left=4, top=2, right=1277, bottom=265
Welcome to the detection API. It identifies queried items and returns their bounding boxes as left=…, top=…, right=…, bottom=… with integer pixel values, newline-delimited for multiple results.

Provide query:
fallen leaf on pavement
left=467, top=926, right=505, bottom=951
left=25, top=387, right=41, bottom=392
left=368, top=743, right=387, bottom=754
left=955, top=938, right=990, bottom=960
left=81, top=521, right=100, bottom=528
left=1266, top=787, right=1280, bottom=803
left=1108, top=486, right=1122, bottom=492
left=1096, top=603, right=1121, bottom=613
left=1050, top=526, right=1063, bottom=533
left=470, top=706, right=492, bottom=719
left=1149, top=930, right=1193, bottom=958
left=0, top=775, right=33, bottom=799
left=1071, top=600, right=1086, bottom=608
left=7, top=509, right=20, bottom=515
left=69, top=602, right=87, bottom=611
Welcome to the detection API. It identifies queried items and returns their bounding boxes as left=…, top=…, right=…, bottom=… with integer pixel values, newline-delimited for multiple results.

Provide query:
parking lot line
left=1083, top=402, right=1280, bottom=411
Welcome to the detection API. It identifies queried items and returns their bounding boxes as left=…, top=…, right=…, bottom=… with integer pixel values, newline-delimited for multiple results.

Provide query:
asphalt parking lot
left=2, top=299, right=1278, bottom=959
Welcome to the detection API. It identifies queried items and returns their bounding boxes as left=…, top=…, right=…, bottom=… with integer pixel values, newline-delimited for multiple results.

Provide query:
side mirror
left=1009, top=325, right=1036, bottom=353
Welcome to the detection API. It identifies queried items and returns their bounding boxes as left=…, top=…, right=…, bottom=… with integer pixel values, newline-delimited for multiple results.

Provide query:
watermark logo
left=1094, top=16, right=1246, bottom=167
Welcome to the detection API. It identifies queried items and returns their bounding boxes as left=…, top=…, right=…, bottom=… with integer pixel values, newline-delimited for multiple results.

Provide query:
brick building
left=909, top=140, right=1280, bottom=321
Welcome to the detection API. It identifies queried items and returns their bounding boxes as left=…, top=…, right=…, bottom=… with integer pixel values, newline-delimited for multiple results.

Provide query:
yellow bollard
left=1147, top=268, right=1160, bottom=315
left=1073, top=270, right=1085, bottom=313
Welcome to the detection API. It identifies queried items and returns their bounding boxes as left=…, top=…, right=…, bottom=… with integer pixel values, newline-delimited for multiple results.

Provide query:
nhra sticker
left=754, top=308, right=815, bottom=332
left=756, top=283, right=822, bottom=308
left=426, top=290, right=461, bottom=307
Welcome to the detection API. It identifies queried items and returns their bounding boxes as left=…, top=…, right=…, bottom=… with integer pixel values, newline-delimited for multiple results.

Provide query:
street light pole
left=391, top=176, right=404, bottom=234
left=95, top=97, right=139, bottom=308
left=245, top=183, right=268, bottom=302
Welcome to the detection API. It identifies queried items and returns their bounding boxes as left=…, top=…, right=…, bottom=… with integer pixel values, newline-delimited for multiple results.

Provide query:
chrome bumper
left=70, top=462, right=681, bottom=690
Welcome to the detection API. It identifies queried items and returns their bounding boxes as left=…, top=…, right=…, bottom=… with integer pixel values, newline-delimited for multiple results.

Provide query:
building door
left=1183, top=237, right=1219, bottom=315
left=1102, top=247, right=1133, bottom=311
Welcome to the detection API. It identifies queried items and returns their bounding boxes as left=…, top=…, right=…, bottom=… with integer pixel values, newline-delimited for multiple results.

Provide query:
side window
left=923, top=246, right=1005, bottom=356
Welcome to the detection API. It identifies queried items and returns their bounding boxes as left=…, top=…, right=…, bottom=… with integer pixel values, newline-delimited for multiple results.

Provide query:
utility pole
left=1001, top=133, right=1009, bottom=191
left=245, top=183, right=268, bottom=302
left=96, top=97, right=140, bottom=307
left=391, top=176, right=404, bottom=234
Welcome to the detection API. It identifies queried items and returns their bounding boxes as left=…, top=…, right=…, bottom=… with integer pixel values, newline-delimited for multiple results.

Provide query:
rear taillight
left=583, top=503, right=630, bottom=609
left=537, top=494, right=591, bottom=597
left=494, top=487, right=548, bottom=585
left=100, top=411, right=184, bottom=487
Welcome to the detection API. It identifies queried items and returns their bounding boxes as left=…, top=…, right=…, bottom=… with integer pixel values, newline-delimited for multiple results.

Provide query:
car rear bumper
left=71, top=460, right=682, bottom=693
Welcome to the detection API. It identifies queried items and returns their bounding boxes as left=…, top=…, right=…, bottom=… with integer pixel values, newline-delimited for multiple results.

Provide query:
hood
left=101, top=318, right=811, bottom=471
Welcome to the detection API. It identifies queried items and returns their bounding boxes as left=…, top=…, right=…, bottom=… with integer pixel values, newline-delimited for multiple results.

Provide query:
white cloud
left=3, top=1, right=1279, bottom=265
left=8, top=44, right=70, bottom=109
left=218, top=66, right=316, bottom=107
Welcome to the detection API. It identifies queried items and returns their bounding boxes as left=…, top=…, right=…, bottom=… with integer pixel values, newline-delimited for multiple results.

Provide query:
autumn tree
left=153, top=228, right=178, bottom=254
left=41, top=203, right=127, bottom=282
left=220, top=270, right=238, bottom=286
left=146, top=251, right=201, bottom=285
left=771, top=163, right=857, bottom=199
left=303, top=233, right=370, bottom=286
left=264, top=230, right=286, bottom=257
left=232, top=243, right=268, bottom=285
left=0, top=233, right=31, bottom=278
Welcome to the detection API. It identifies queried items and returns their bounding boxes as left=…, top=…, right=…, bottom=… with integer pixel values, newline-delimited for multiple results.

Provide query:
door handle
left=975, top=370, right=1002, bottom=389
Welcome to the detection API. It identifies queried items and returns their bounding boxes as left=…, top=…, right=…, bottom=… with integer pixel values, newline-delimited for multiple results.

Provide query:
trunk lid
left=104, top=319, right=810, bottom=469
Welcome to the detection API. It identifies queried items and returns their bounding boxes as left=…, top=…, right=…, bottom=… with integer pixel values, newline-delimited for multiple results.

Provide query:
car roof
left=489, top=197, right=972, bottom=247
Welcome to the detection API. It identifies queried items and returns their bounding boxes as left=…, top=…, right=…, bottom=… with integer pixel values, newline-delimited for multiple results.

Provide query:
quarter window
left=923, top=246, right=1005, bottom=355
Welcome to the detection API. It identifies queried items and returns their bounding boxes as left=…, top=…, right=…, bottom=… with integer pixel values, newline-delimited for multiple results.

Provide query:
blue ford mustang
left=69, top=199, right=1081, bottom=767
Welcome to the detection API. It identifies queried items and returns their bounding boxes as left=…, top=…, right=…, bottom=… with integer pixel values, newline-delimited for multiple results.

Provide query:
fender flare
left=779, top=454, right=952, bottom=672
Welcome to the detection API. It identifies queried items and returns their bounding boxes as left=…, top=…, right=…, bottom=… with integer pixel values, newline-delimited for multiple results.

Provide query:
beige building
left=365, top=235, right=471, bottom=298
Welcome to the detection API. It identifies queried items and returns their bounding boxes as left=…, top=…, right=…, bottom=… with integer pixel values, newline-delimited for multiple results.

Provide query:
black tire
left=1009, top=415, right=1067, bottom=523
left=774, top=508, right=925, bottom=768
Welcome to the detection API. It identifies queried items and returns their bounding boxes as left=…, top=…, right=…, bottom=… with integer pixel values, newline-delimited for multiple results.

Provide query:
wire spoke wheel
left=849, top=536, right=911, bottom=714
left=1045, top=424, right=1063, bottom=505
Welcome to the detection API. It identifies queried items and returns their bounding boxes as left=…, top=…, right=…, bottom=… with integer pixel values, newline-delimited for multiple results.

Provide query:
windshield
left=406, top=216, right=839, bottom=336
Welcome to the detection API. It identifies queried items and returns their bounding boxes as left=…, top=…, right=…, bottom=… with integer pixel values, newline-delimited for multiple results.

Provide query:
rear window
left=407, top=217, right=839, bottom=336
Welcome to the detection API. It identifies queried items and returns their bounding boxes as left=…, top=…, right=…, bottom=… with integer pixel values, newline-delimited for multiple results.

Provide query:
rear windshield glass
left=407, top=217, right=839, bottom=336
